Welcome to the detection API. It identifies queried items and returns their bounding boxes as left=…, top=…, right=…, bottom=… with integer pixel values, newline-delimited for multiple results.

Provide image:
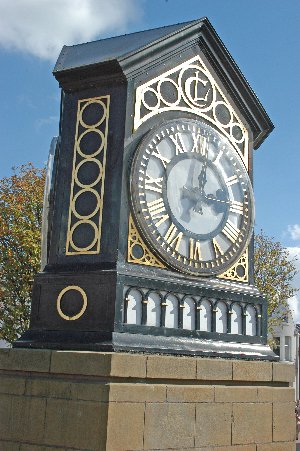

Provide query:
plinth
left=0, top=348, right=295, bottom=450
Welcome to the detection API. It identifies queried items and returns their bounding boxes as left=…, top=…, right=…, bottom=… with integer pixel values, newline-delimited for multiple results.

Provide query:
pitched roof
left=53, top=18, right=274, bottom=148
left=54, top=20, right=201, bottom=73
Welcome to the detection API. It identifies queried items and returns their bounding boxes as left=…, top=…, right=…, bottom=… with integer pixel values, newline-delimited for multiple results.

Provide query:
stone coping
left=0, top=348, right=294, bottom=384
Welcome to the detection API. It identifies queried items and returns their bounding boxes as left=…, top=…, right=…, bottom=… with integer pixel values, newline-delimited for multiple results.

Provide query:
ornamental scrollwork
left=128, top=214, right=165, bottom=268
left=134, top=55, right=249, bottom=168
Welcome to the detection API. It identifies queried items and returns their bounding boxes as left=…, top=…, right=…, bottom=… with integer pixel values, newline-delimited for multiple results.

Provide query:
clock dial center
left=166, top=157, right=228, bottom=238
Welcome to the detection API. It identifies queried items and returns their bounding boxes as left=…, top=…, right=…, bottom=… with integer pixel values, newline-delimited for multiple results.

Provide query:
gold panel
left=66, top=95, right=110, bottom=255
left=128, top=214, right=165, bottom=268
left=56, top=285, right=88, bottom=321
left=134, top=55, right=249, bottom=168
left=217, top=248, right=249, bottom=283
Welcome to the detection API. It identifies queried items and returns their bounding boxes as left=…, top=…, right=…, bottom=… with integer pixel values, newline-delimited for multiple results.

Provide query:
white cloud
left=0, top=0, right=142, bottom=61
left=287, top=246, right=300, bottom=323
left=288, top=224, right=300, bottom=241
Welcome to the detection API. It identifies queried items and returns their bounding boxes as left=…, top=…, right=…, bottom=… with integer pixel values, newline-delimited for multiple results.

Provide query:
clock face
left=130, top=119, right=254, bottom=276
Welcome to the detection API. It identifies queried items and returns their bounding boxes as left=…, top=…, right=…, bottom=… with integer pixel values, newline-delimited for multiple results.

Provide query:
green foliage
left=254, top=230, right=298, bottom=336
left=0, top=163, right=45, bottom=343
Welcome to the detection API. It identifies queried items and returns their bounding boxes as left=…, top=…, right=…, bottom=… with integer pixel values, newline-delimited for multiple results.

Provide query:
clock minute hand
left=198, top=139, right=209, bottom=193
left=198, top=161, right=207, bottom=193
left=193, top=164, right=207, bottom=215
left=194, top=140, right=209, bottom=214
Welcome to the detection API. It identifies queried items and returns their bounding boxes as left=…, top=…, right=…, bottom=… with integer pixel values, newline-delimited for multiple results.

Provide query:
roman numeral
left=147, top=198, right=169, bottom=227
left=225, top=175, right=238, bottom=187
left=189, top=238, right=202, bottom=261
left=230, top=200, right=243, bottom=215
left=152, top=147, right=170, bottom=169
left=164, top=223, right=183, bottom=251
left=213, top=150, right=223, bottom=165
left=212, top=238, right=224, bottom=259
left=144, top=174, right=163, bottom=193
left=222, top=220, right=240, bottom=243
left=191, top=133, right=208, bottom=156
left=169, top=133, right=188, bottom=155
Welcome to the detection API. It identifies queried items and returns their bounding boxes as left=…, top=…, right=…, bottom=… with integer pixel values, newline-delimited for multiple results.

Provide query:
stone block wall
left=0, top=348, right=296, bottom=450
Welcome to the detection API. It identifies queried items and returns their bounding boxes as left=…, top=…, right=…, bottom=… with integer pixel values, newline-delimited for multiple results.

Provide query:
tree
left=0, top=163, right=45, bottom=344
left=254, top=230, right=298, bottom=336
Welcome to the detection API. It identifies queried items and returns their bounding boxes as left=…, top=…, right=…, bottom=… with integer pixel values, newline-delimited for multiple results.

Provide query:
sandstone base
left=0, top=348, right=296, bottom=450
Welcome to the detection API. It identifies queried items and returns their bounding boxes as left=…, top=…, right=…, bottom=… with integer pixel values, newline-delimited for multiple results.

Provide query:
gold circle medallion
left=56, top=286, right=88, bottom=321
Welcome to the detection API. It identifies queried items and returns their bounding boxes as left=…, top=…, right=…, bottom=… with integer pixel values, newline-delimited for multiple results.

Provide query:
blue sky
left=0, top=1, right=299, bottom=249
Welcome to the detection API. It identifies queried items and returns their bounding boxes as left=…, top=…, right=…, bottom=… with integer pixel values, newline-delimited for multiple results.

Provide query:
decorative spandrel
left=66, top=96, right=110, bottom=255
left=127, top=213, right=249, bottom=283
left=217, top=249, right=249, bottom=283
left=128, top=214, right=165, bottom=268
left=134, top=55, right=249, bottom=169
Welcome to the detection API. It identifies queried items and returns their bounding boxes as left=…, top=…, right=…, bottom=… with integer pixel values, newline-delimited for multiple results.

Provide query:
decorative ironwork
left=66, top=95, right=110, bottom=255
left=128, top=214, right=249, bottom=282
left=134, top=55, right=249, bottom=168
left=57, top=286, right=88, bottom=321
left=127, top=214, right=165, bottom=268
left=218, top=249, right=249, bottom=283
left=124, top=285, right=261, bottom=337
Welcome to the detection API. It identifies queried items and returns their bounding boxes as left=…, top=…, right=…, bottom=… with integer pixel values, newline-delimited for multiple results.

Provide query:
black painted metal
left=14, top=19, right=277, bottom=360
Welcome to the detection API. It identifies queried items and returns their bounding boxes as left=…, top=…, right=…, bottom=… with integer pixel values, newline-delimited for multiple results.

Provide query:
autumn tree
left=0, top=163, right=45, bottom=343
left=254, top=230, right=298, bottom=336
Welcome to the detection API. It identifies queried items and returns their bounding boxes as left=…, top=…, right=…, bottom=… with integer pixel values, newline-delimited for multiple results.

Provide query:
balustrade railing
left=123, top=286, right=262, bottom=339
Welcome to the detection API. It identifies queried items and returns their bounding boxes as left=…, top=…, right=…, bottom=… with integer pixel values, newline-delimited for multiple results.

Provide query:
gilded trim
left=57, top=285, right=88, bottom=321
left=128, top=214, right=165, bottom=268
left=128, top=210, right=249, bottom=281
left=134, top=55, right=249, bottom=168
left=217, top=248, right=249, bottom=283
left=66, top=95, right=110, bottom=255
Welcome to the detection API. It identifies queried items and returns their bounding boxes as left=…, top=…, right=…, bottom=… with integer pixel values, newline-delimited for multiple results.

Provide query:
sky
left=0, top=0, right=299, bottom=318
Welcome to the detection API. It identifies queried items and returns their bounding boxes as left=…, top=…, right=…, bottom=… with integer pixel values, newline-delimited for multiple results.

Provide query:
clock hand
left=194, top=139, right=209, bottom=214
left=205, top=190, right=233, bottom=215
left=205, top=194, right=230, bottom=205
left=198, top=158, right=208, bottom=192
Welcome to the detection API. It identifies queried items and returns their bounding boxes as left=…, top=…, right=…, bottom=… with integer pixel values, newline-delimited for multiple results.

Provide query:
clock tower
left=15, top=18, right=276, bottom=360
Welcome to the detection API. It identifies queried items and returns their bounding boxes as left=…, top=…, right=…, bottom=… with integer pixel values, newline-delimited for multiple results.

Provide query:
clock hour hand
left=198, top=160, right=207, bottom=193
left=192, top=162, right=207, bottom=215
left=194, top=139, right=209, bottom=214
left=198, top=138, right=209, bottom=190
